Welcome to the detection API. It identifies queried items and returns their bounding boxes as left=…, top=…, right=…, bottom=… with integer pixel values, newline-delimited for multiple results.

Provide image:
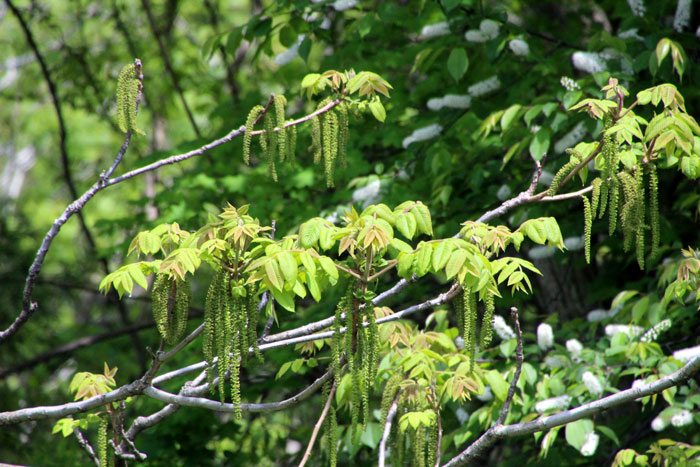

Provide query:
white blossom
left=618, top=28, right=643, bottom=41
left=586, top=309, right=609, bottom=322
left=352, top=179, right=382, bottom=207
left=605, top=324, right=644, bottom=338
left=651, top=415, right=669, bottom=432
left=572, top=51, right=607, bottom=74
left=566, top=339, right=583, bottom=359
left=640, top=319, right=672, bottom=342
left=580, top=432, right=600, bottom=456
left=476, top=386, right=494, bottom=402
left=530, top=124, right=541, bottom=134
left=443, top=94, right=471, bottom=108
left=427, top=94, right=471, bottom=111
left=626, top=0, right=646, bottom=17
left=468, top=76, right=501, bottom=97
left=402, top=123, right=443, bottom=148
left=455, top=408, right=469, bottom=425
left=332, top=0, right=357, bottom=11
left=537, top=323, right=554, bottom=350
left=497, top=184, right=512, bottom=201
left=274, top=35, right=305, bottom=66
left=671, top=409, right=693, bottom=427
left=672, top=345, right=700, bottom=363
left=582, top=371, right=603, bottom=396
left=528, top=245, right=555, bottom=260
left=544, top=355, right=567, bottom=368
left=509, top=38, right=529, bottom=56
left=560, top=76, right=580, bottom=92
left=465, top=30, right=488, bottom=42
left=564, top=236, right=585, bottom=251
left=285, top=439, right=302, bottom=454
left=420, top=21, right=450, bottom=40
left=535, top=395, right=571, bottom=413
left=673, top=0, right=691, bottom=32
left=479, top=19, right=500, bottom=39
left=493, top=314, right=516, bottom=340
left=631, top=379, right=645, bottom=390
left=554, top=122, right=587, bottom=154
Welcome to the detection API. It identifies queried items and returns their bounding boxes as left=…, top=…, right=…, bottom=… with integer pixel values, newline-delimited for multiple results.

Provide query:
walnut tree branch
left=442, top=354, right=700, bottom=466
left=298, top=381, right=336, bottom=467
left=378, top=393, right=400, bottom=467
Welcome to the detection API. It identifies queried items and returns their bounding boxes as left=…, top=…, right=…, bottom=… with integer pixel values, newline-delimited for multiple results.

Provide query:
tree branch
left=442, top=354, right=700, bottom=466
left=0, top=96, right=341, bottom=344
left=495, top=307, right=523, bottom=426
left=73, top=428, right=101, bottom=467
left=298, top=381, right=336, bottom=467
left=378, top=394, right=399, bottom=467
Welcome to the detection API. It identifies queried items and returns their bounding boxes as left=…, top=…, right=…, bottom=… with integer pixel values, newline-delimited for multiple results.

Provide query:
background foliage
left=1, top=0, right=699, bottom=465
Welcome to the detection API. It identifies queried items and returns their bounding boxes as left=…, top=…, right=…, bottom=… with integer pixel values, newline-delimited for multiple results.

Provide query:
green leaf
left=501, top=105, right=521, bottom=131
left=299, top=251, right=316, bottom=275
left=270, top=286, right=295, bottom=312
left=529, top=128, right=551, bottom=161
left=565, top=419, right=594, bottom=450
left=415, top=243, right=432, bottom=276
left=276, top=251, right=298, bottom=285
left=318, top=256, right=338, bottom=280
left=410, top=203, right=433, bottom=236
left=278, top=25, right=297, bottom=47
left=300, top=221, right=320, bottom=248
left=395, top=213, right=417, bottom=240
left=656, top=38, right=671, bottom=67
left=264, top=258, right=284, bottom=291
left=445, top=249, right=468, bottom=279
left=305, top=271, right=321, bottom=302
left=431, top=241, right=455, bottom=271
left=301, top=73, right=321, bottom=89
left=483, top=370, right=508, bottom=401
left=447, top=48, right=469, bottom=82
left=397, top=252, right=414, bottom=278
left=298, top=36, right=312, bottom=62
left=368, top=99, right=386, bottom=122
left=127, top=263, right=149, bottom=291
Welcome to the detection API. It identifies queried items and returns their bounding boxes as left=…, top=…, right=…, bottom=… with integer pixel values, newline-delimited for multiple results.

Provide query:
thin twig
left=73, top=428, right=100, bottom=466
left=434, top=411, right=442, bottom=467
left=378, top=393, right=400, bottom=467
left=495, top=307, right=523, bottom=426
left=298, top=381, right=336, bottom=467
